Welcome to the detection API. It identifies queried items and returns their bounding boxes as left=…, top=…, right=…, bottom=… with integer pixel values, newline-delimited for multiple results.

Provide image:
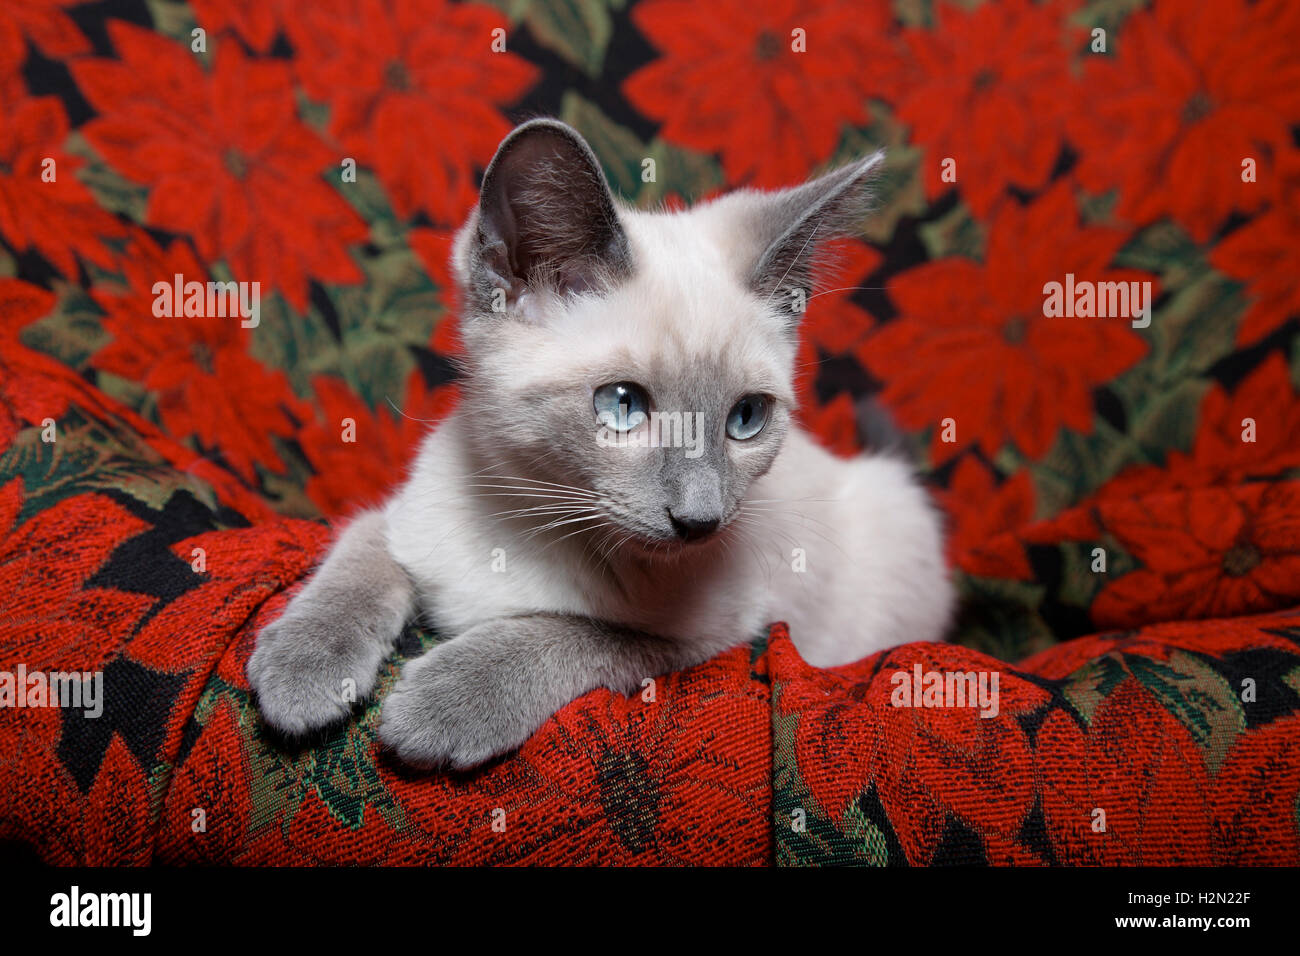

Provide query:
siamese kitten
left=248, top=119, right=953, bottom=769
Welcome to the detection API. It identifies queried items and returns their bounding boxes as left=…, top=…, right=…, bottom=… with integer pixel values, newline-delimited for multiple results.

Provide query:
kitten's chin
left=619, top=530, right=722, bottom=563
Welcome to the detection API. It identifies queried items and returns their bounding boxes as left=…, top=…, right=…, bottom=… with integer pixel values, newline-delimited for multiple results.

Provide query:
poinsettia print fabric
left=3, top=0, right=1296, bottom=661
left=1, top=0, right=1299, bottom=865
left=772, top=613, right=1300, bottom=865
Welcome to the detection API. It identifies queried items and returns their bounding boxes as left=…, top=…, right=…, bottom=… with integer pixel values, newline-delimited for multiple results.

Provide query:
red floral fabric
left=773, top=612, right=1300, bottom=865
left=3, top=334, right=1298, bottom=865
left=2, top=0, right=1299, bottom=865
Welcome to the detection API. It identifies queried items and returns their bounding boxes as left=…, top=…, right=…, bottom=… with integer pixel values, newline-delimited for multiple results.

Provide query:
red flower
left=1210, top=715, right=1300, bottom=864
left=0, top=478, right=155, bottom=674
left=0, top=88, right=125, bottom=278
left=796, top=393, right=863, bottom=458
left=154, top=700, right=253, bottom=864
left=121, top=524, right=328, bottom=700
left=190, top=0, right=289, bottom=52
left=1037, top=679, right=1213, bottom=865
left=0, top=279, right=99, bottom=457
left=1098, top=353, right=1300, bottom=500
left=1092, top=482, right=1300, bottom=629
left=72, top=22, right=367, bottom=311
left=0, top=701, right=82, bottom=862
left=83, top=737, right=154, bottom=864
left=369, top=644, right=770, bottom=866
left=942, top=456, right=1036, bottom=580
left=298, top=372, right=458, bottom=517
left=288, top=0, right=537, bottom=223
left=893, top=0, right=1081, bottom=216
left=505, top=645, right=770, bottom=864
left=773, top=634, right=1049, bottom=864
left=862, top=181, right=1152, bottom=462
left=0, top=0, right=88, bottom=79
left=796, top=239, right=883, bottom=355
left=624, top=0, right=899, bottom=187
left=1069, top=0, right=1300, bottom=242
left=1211, top=150, right=1300, bottom=345
left=88, top=231, right=310, bottom=484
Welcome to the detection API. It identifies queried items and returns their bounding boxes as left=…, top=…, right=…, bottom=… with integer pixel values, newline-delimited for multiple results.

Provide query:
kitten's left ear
left=724, top=150, right=886, bottom=319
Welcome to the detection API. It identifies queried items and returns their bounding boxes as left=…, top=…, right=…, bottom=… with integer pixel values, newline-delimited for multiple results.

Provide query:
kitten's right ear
left=456, top=119, right=631, bottom=315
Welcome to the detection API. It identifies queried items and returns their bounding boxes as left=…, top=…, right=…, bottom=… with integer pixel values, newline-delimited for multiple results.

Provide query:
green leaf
left=893, top=0, right=937, bottom=28
left=950, top=574, right=1055, bottom=659
left=1076, top=187, right=1119, bottom=226
left=0, top=407, right=224, bottom=521
left=244, top=215, right=439, bottom=410
left=1032, top=424, right=1123, bottom=516
left=559, top=92, right=724, bottom=206
left=838, top=799, right=892, bottom=866
left=1070, top=0, right=1148, bottom=39
left=326, top=247, right=442, bottom=409
left=255, top=454, right=323, bottom=520
left=294, top=91, right=332, bottom=136
left=832, top=107, right=927, bottom=246
left=18, top=281, right=109, bottom=371
left=1290, top=332, right=1300, bottom=389
left=1282, top=663, right=1300, bottom=698
left=245, top=289, right=343, bottom=402
left=93, top=370, right=155, bottom=424
left=918, top=199, right=983, bottom=262
left=490, top=0, right=624, bottom=76
left=1118, top=373, right=1208, bottom=461
left=1146, top=271, right=1245, bottom=381
left=1115, top=219, right=1210, bottom=299
left=67, top=132, right=149, bottom=224
left=1124, top=651, right=1247, bottom=774
left=230, top=640, right=414, bottom=835
left=144, top=0, right=199, bottom=46
left=335, top=167, right=400, bottom=243
left=560, top=91, right=648, bottom=198
left=1061, top=653, right=1129, bottom=726
left=1056, top=538, right=1137, bottom=612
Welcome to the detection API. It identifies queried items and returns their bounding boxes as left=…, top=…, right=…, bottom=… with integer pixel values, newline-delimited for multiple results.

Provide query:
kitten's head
left=451, top=119, right=883, bottom=552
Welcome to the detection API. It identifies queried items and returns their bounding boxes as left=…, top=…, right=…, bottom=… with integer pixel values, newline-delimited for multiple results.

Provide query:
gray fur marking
left=247, top=511, right=414, bottom=736
left=377, top=614, right=717, bottom=770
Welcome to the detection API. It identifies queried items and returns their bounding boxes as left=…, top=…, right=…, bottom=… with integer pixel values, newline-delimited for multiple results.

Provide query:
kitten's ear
left=731, top=150, right=885, bottom=320
left=460, top=119, right=631, bottom=312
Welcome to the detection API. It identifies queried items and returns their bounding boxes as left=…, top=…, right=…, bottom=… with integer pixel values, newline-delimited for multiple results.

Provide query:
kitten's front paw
left=247, top=612, right=388, bottom=737
left=377, top=639, right=540, bottom=771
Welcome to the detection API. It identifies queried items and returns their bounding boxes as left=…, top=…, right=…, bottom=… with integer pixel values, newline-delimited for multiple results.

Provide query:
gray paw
left=377, top=639, right=542, bottom=771
left=247, top=612, right=388, bottom=737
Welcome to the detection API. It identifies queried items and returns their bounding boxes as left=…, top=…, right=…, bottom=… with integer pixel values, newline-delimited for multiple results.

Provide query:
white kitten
left=248, top=119, right=953, bottom=769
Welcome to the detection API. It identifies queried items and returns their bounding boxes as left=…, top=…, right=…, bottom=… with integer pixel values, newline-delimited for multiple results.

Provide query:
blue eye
left=726, top=394, right=769, bottom=440
left=594, top=382, right=649, bottom=432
